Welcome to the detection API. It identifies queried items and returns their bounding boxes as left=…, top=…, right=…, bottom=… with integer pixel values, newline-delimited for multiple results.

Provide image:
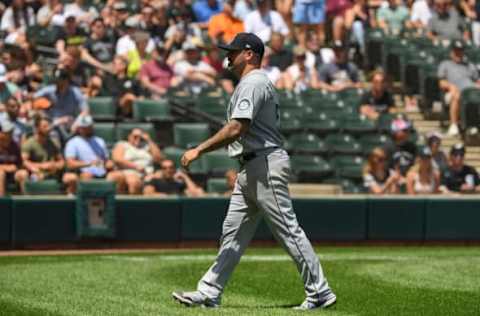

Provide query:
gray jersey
left=227, top=69, right=283, bottom=158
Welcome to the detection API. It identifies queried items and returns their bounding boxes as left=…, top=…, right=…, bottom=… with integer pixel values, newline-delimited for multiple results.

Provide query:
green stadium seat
left=116, top=122, right=156, bottom=142
left=24, top=180, right=62, bottom=195
left=27, top=25, right=58, bottom=47
left=359, top=134, right=393, bottom=155
left=377, top=113, right=396, bottom=133
left=331, top=155, right=365, bottom=180
left=279, top=113, right=302, bottom=135
left=203, top=150, right=238, bottom=176
left=460, top=87, right=480, bottom=129
left=290, top=155, right=334, bottom=182
left=88, top=97, right=116, bottom=121
left=93, top=122, right=116, bottom=148
left=195, top=95, right=228, bottom=119
left=163, top=146, right=206, bottom=174
left=132, top=99, right=172, bottom=122
left=173, top=123, right=210, bottom=149
left=207, top=178, right=228, bottom=194
left=342, top=114, right=377, bottom=135
left=340, top=178, right=367, bottom=194
left=285, top=133, right=328, bottom=155
left=325, top=134, right=362, bottom=155
left=304, top=112, right=340, bottom=134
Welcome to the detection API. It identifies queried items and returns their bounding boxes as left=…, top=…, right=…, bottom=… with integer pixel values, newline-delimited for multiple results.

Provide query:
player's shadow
left=225, top=304, right=299, bottom=309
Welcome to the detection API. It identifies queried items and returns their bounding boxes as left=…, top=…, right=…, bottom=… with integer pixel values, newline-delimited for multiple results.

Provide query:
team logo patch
left=238, top=99, right=251, bottom=111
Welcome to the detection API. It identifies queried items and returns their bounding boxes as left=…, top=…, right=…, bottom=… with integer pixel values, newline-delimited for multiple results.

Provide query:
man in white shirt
left=116, top=17, right=155, bottom=57
left=174, top=42, right=217, bottom=93
left=244, top=0, right=289, bottom=43
left=410, top=0, right=433, bottom=29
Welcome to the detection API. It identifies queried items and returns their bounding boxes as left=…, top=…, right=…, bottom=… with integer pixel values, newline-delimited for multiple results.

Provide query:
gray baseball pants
left=197, top=148, right=332, bottom=303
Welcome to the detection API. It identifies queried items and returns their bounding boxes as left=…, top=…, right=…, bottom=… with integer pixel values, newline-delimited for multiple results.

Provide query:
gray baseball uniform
left=197, top=69, right=333, bottom=303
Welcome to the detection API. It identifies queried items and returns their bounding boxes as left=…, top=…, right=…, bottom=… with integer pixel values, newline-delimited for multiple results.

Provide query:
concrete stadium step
left=412, top=121, right=441, bottom=128
left=289, top=184, right=340, bottom=197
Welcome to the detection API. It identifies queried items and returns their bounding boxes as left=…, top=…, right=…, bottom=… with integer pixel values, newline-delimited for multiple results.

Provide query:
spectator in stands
left=347, top=0, right=370, bottom=55
left=62, top=115, right=122, bottom=195
left=174, top=41, right=217, bottom=93
left=82, top=18, right=116, bottom=73
left=33, top=68, right=89, bottom=141
left=244, top=0, right=289, bottom=43
left=293, top=0, right=325, bottom=47
left=107, top=1, right=130, bottom=32
left=376, top=0, right=410, bottom=35
left=55, top=15, right=88, bottom=58
left=327, top=0, right=354, bottom=43
left=317, top=41, right=362, bottom=92
left=409, top=0, right=434, bottom=29
left=143, top=159, right=205, bottom=197
left=427, top=0, right=469, bottom=42
left=192, top=0, right=223, bottom=27
left=0, top=97, right=28, bottom=145
left=284, top=45, right=320, bottom=92
left=21, top=116, right=64, bottom=182
left=126, top=30, right=152, bottom=79
left=437, top=40, right=480, bottom=136
left=37, top=0, right=65, bottom=28
left=268, top=32, right=293, bottom=72
left=467, top=0, right=480, bottom=46
left=112, top=128, right=163, bottom=194
left=440, top=143, right=480, bottom=193
left=427, top=132, right=449, bottom=171
left=61, top=46, right=98, bottom=96
left=64, top=0, right=99, bottom=27
left=0, top=64, right=21, bottom=107
left=234, top=0, right=254, bottom=20
left=100, top=55, right=140, bottom=118
left=305, top=31, right=334, bottom=71
left=139, top=41, right=176, bottom=99
left=0, top=119, right=28, bottom=196
left=359, top=71, right=395, bottom=120
left=224, top=168, right=237, bottom=196
left=208, top=0, right=244, bottom=45
left=167, top=0, right=197, bottom=26
left=385, top=116, right=417, bottom=176
left=116, top=17, right=155, bottom=59
left=1, top=0, right=35, bottom=46
left=363, top=147, right=401, bottom=194
left=262, top=47, right=284, bottom=88
left=406, top=146, right=440, bottom=194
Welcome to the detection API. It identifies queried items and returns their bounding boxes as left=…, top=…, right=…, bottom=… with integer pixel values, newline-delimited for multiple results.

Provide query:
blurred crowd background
left=0, top=0, right=479, bottom=197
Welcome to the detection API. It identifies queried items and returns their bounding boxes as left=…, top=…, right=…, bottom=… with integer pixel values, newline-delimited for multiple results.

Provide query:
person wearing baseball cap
left=62, top=115, right=121, bottom=195
left=426, top=132, right=448, bottom=171
left=0, top=118, right=28, bottom=196
left=437, top=39, right=480, bottom=136
left=440, top=143, right=480, bottom=193
left=385, top=115, right=417, bottom=176
left=175, top=31, right=336, bottom=311
left=406, top=146, right=441, bottom=195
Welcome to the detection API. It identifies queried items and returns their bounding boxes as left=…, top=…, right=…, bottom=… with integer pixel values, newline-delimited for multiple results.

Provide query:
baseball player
left=172, top=33, right=336, bottom=310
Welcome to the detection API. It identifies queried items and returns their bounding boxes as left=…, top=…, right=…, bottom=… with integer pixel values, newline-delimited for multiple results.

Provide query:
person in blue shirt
left=192, top=0, right=223, bottom=26
left=62, top=115, right=123, bottom=195
left=33, top=68, right=89, bottom=143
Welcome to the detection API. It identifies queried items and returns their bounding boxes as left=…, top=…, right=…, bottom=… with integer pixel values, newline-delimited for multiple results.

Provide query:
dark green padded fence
left=115, top=197, right=181, bottom=242
left=295, top=198, right=367, bottom=240
left=425, top=198, right=480, bottom=240
left=368, top=197, right=426, bottom=240
left=11, top=197, right=76, bottom=246
left=0, top=198, right=12, bottom=245
left=4, top=196, right=480, bottom=248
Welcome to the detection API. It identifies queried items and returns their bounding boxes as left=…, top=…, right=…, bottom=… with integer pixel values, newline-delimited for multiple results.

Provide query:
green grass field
left=1, top=246, right=480, bottom=316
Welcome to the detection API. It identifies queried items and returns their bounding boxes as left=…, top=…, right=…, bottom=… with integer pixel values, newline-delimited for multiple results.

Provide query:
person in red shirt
left=139, top=42, right=178, bottom=98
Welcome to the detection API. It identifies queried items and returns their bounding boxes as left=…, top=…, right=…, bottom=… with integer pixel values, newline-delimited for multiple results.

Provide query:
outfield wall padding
left=5, top=196, right=480, bottom=248
left=294, top=198, right=367, bottom=240
left=425, top=198, right=480, bottom=240
left=116, top=197, right=181, bottom=242
left=11, top=198, right=76, bottom=245
left=368, top=197, right=425, bottom=240
left=0, top=198, right=12, bottom=245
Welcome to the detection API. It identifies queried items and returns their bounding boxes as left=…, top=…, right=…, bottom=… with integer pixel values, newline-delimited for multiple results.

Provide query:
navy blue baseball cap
left=218, top=32, right=265, bottom=58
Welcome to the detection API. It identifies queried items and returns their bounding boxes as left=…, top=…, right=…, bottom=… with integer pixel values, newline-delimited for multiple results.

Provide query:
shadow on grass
left=0, top=299, right=64, bottom=316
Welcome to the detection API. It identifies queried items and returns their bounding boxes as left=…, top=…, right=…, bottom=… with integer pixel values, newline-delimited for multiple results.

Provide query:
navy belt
left=238, top=147, right=279, bottom=165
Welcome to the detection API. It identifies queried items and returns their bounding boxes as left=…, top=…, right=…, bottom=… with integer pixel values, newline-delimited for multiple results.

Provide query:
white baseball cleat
left=293, top=292, right=337, bottom=310
left=172, top=291, right=220, bottom=308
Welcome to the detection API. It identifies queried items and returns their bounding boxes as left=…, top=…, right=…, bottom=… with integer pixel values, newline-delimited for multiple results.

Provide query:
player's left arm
left=181, top=119, right=250, bottom=168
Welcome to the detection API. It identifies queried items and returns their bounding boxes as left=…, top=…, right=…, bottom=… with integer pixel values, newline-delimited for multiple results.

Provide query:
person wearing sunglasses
left=363, top=147, right=401, bottom=194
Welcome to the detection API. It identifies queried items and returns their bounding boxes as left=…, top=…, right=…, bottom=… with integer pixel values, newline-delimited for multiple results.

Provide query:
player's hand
left=181, top=148, right=200, bottom=169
